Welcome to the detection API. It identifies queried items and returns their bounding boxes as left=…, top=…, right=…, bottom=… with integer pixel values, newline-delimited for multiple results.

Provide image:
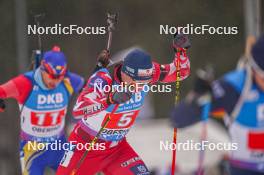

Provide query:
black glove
left=0, top=99, right=6, bottom=112
left=97, top=50, right=110, bottom=68
left=173, top=33, right=191, bottom=50
left=107, top=90, right=132, bottom=105
left=194, top=77, right=212, bottom=95
left=193, top=65, right=214, bottom=95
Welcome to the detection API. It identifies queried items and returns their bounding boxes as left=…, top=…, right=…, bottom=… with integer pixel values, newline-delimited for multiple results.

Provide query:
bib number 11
left=31, top=109, right=66, bottom=126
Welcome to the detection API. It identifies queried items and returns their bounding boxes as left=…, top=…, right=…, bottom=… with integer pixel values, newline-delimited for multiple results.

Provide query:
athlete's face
left=41, top=71, right=64, bottom=89
left=121, top=71, right=151, bottom=91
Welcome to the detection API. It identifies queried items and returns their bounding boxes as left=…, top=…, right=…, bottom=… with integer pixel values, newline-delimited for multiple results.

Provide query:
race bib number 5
left=102, top=110, right=139, bottom=129
left=31, top=109, right=66, bottom=127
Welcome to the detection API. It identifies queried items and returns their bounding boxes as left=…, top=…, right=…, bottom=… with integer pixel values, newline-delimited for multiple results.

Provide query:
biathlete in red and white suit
left=56, top=48, right=191, bottom=175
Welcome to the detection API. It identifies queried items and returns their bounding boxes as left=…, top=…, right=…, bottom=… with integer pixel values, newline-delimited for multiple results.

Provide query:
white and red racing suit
left=56, top=54, right=190, bottom=175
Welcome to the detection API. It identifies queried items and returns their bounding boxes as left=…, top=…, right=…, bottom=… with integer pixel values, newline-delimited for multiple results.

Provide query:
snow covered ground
left=127, top=118, right=230, bottom=174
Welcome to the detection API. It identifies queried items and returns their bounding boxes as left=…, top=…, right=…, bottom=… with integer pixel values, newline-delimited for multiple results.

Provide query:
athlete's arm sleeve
left=72, top=71, right=111, bottom=119
left=171, top=79, right=240, bottom=128
left=67, top=72, right=85, bottom=93
left=151, top=54, right=190, bottom=84
left=0, top=75, right=32, bottom=103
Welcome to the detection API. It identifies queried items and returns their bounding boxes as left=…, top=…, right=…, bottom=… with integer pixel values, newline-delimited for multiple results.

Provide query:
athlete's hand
left=97, top=50, right=110, bottom=68
left=107, top=90, right=132, bottom=105
left=193, top=65, right=214, bottom=95
left=0, top=99, right=6, bottom=112
left=173, top=53, right=191, bottom=81
left=172, top=33, right=191, bottom=50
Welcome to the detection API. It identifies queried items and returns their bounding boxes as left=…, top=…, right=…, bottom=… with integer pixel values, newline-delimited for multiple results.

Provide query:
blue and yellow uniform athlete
left=0, top=46, right=84, bottom=175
